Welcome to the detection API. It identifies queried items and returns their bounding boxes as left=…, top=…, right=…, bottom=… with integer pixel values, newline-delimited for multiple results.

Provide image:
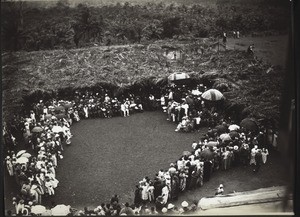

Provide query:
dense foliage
left=1, top=0, right=290, bottom=51
left=2, top=40, right=284, bottom=127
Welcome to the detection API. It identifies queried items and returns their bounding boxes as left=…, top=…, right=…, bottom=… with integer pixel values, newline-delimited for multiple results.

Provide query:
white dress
left=6, top=159, right=14, bottom=176
left=161, top=186, right=169, bottom=204
left=262, top=150, right=269, bottom=164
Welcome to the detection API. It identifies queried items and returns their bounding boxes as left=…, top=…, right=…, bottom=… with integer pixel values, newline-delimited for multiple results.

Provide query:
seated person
left=175, top=116, right=190, bottom=132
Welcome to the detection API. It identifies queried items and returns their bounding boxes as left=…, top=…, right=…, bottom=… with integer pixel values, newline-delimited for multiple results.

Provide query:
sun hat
left=181, top=201, right=189, bottom=208
left=167, top=203, right=175, bottom=209
left=219, top=184, right=224, bottom=188
left=162, top=207, right=168, bottom=213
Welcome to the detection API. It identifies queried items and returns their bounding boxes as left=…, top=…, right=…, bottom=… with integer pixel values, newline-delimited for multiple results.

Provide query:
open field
left=226, top=35, right=289, bottom=67
left=4, top=111, right=289, bottom=212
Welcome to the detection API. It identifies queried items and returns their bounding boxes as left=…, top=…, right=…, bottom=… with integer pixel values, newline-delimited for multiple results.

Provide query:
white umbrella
left=16, top=157, right=29, bottom=164
left=51, top=204, right=71, bottom=216
left=16, top=150, right=26, bottom=158
left=31, top=205, right=46, bottom=214
left=228, top=124, right=240, bottom=131
left=52, top=126, right=64, bottom=133
left=41, top=209, right=52, bottom=216
left=219, top=133, right=232, bottom=142
left=191, top=89, right=202, bottom=96
left=201, top=89, right=224, bottom=101
left=21, top=152, right=32, bottom=158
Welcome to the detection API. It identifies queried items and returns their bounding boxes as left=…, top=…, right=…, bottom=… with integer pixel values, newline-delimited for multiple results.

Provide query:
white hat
left=162, top=207, right=168, bottom=213
left=233, top=146, right=238, bottom=150
left=181, top=201, right=189, bottom=207
left=167, top=203, right=175, bottom=209
left=219, top=184, right=224, bottom=188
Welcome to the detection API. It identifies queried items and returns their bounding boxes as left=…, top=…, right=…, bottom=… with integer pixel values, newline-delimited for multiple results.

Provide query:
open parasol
left=16, top=150, right=27, bottom=158
left=200, top=149, right=214, bottom=160
left=21, top=152, right=32, bottom=158
left=229, top=131, right=240, bottom=139
left=32, top=126, right=43, bottom=133
left=51, top=204, right=71, bottom=216
left=44, top=114, right=52, bottom=119
left=182, top=151, right=192, bottom=157
left=55, top=113, right=66, bottom=119
left=52, top=126, right=64, bottom=133
left=63, top=103, right=73, bottom=109
left=54, top=106, right=65, bottom=111
left=215, top=125, right=228, bottom=134
left=16, top=157, right=29, bottom=164
left=240, top=118, right=259, bottom=132
left=31, top=205, right=46, bottom=215
left=228, top=124, right=240, bottom=132
left=207, top=141, right=219, bottom=146
left=219, top=133, right=232, bottom=142
left=201, top=89, right=224, bottom=101
left=191, top=89, right=202, bottom=96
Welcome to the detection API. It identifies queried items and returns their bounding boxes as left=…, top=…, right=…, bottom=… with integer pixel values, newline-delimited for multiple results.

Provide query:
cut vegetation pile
left=2, top=40, right=284, bottom=126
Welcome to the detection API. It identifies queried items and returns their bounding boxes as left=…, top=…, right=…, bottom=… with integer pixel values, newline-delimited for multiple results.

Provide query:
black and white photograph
left=1, top=0, right=297, bottom=216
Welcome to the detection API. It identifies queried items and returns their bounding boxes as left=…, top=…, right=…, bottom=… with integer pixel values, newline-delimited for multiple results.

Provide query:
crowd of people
left=4, top=83, right=277, bottom=216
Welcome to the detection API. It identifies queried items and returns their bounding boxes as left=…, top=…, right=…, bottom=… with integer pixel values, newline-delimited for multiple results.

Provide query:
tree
left=1, top=0, right=28, bottom=51
left=162, top=16, right=182, bottom=38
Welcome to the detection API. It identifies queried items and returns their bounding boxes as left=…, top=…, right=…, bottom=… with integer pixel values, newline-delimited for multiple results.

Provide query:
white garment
left=141, top=185, right=149, bottom=200
left=177, top=159, right=184, bottom=171
left=6, top=159, right=14, bottom=176
left=147, top=185, right=155, bottom=202
left=160, top=96, right=165, bottom=106
left=262, top=149, right=269, bottom=164
left=161, top=186, right=169, bottom=204
left=45, top=181, right=55, bottom=195
left=181, top=104, right=189, bottom=116
left=192, top=142, right=198, bottom=150
left=83, top=107, right=89, bottom=118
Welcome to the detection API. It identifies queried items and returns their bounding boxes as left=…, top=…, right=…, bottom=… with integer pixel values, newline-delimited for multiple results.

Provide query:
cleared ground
left=5, top=111, right=289, bottom=212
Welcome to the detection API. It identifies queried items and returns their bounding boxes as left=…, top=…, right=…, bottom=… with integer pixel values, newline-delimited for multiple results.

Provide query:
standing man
left=254, top=149, right=263, bottom=172
left=222, top=32, right=227, bottom=43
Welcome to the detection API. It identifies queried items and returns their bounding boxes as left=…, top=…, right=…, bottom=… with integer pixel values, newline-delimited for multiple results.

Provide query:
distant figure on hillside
left=247, top=44, right=254, bottom=55
left=106, top=38, right=111, bottom=46
left=222, top=32, right=227, bottom=43
left=233, top=31, right=236, bottom=38
left=236, top=31, right=240, bottom=38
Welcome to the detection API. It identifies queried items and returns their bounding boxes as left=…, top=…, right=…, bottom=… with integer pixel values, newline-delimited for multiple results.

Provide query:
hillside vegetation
left=2, top=40, right=284, bottom=125
left=1, top=0, right=290, bottom=51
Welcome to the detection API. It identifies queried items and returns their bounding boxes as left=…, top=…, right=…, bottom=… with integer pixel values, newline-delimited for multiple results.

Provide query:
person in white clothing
left=30, top=111, right=36, bottom=123
left=45, top=177, right=55, bottom=195
left=124, top=101, right=130, bottom=117
left=147, top=182, right=155, bottom=202
left=250, top=145, right=258, bottom=166
left=261, top=148, right=269, bottom=164
left=6, top=156, right=14, bottom=176
left=140, top=181, right=149, bottom=203
left=161, top=184, right=169, bottom=205
left=83, top=105, right=89, bottom=118
left=181, top=102, right=189, bottom=117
